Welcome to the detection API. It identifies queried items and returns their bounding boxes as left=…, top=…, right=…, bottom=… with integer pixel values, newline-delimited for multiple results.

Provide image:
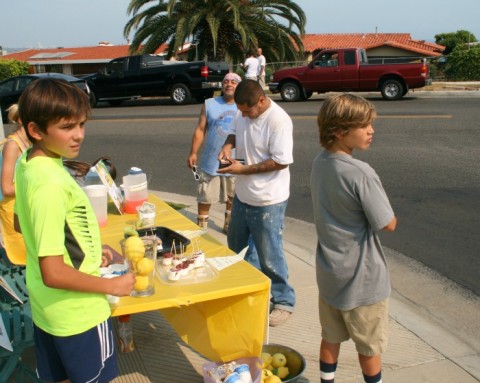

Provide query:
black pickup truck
left=83, top=55, right=229, bottom=106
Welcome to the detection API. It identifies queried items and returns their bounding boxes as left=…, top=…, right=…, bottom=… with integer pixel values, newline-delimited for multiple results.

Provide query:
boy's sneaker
left=269, top=309, right=292, bottom=327
left=223, top=211, right=231, bottom=234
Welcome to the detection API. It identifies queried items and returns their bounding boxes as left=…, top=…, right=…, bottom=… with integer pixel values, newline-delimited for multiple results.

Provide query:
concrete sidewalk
left=138, top=190, right=480, bottom=383
left=10, top=190, right=480, bottom=383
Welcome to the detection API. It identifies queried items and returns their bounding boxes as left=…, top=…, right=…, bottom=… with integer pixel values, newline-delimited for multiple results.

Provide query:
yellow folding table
left=100, top=194, right=270, bottom=362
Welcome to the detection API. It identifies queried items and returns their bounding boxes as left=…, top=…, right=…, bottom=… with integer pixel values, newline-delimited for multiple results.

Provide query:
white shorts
left=197, top=170, right=235, bottom=204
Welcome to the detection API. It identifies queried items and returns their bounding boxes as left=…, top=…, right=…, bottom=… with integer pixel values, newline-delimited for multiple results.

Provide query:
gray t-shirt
left=310, top=150, right=394, bottom=310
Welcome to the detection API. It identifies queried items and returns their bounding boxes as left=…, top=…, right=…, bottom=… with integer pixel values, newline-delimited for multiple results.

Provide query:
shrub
left=444, top=45, right=480, bottom=81
left=0, top=59, right=30, bottom=81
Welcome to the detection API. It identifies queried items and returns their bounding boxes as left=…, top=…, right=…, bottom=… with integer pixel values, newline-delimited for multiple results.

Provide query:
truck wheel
left=303, top=90, right=313, bottom=100
left=170, top=84, right=191, bottom=105
left=381, top=79, right=404, bottom=100
left=280, top=82, right=302, bottom=102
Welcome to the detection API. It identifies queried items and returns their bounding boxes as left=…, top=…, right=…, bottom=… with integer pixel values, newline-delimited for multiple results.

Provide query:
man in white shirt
left=257, top=48, right=266, bottom=89
left=242, top=51, right=260, bottom=80
left=217, top=79, right=295, bottom=327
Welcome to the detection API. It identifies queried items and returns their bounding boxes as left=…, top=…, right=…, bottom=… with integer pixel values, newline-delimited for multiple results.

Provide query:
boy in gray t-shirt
left=310, top=94, right=397, bottom=383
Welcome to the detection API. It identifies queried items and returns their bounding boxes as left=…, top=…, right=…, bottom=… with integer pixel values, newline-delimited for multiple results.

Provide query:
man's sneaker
left=197, top=216, right=209, bottom=230
left=269, top=309, right=292, bottom=327
left=223, top=211, right=231, bottom=234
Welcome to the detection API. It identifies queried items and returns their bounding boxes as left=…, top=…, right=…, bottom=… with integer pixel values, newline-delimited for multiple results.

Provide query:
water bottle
left=84, top=166, right=102, bottom=186
left=117, top=315, right=134, bottom=352
left=122, top=167, right=148, bottom=213
left=224, top=372, right=241, bottom=383
left=234, top=364, right=253, bottom=383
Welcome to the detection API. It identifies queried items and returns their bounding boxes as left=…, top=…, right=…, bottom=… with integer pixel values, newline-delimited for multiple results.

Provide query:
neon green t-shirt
left=15, top=151, right=110, bottom=336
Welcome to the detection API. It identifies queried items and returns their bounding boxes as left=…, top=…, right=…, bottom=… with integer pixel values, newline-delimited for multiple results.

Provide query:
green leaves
left=0, top=59, right=29, bottom=82
left=124, top=0, right=306, bottom=63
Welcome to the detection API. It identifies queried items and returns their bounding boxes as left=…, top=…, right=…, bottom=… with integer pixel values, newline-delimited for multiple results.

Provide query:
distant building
left=0, top=43, right=169, bottom=76
left=0, top=33, right=445, bottom=75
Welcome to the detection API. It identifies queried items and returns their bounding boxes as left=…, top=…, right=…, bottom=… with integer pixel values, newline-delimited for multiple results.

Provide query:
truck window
left=359, top=50, right=368, bottom=64
left=344, top=51, right=356, bottom=65
left=106, top=58, right=124, bottom=75
left=314, top=52, right=338, bottom=67
left=142, top=55, right=165, bottom=68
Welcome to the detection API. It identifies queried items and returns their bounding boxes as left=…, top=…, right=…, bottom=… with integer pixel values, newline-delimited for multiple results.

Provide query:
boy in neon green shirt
left=15, top=78, right=135, bottom=382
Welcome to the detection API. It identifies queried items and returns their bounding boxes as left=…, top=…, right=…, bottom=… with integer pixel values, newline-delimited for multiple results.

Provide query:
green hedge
left=444, top=45, right=480, bottom=81
left=0, top=59, right=29, bottom=81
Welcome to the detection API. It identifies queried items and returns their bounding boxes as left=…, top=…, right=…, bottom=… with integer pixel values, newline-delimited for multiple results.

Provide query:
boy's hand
left=109, top=272, right=135, bottom=296
left=101, top=247, right=113, bottom=267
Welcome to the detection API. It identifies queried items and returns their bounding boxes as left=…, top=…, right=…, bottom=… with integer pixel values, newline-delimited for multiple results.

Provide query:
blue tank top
left=199, top=97, right=238, bottom=176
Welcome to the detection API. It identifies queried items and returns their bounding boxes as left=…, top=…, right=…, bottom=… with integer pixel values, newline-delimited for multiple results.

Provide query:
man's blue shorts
left=34, top=318, right=118, bottom=383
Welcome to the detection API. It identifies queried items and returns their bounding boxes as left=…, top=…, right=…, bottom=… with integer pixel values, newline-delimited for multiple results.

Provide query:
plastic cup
left=83, top=185, right=108, bottom=227
left=120, top=237, right=157, bottom=297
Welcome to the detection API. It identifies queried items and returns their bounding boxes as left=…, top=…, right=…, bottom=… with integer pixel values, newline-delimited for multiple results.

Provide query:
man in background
left=257, top=47, right=267, bottom=89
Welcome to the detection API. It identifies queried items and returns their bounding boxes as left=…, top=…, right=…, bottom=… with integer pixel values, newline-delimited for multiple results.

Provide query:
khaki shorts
left=318, top=296, right=389, bottom=356
left=197, top=171, right=235, bottom=204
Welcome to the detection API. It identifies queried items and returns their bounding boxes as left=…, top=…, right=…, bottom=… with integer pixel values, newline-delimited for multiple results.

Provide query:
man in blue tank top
left=187, top=73, right=241, bottom=233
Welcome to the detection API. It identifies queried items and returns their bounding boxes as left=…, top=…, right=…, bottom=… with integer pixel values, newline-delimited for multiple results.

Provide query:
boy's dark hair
left=317, top=94, right=376, bottom=149
left=18, top=78, right=91, bottom=142
left=234, top=79, right=265, bottom=106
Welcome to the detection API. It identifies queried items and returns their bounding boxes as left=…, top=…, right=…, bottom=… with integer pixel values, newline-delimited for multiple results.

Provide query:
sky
left=1, top=0, right=479, bottom=50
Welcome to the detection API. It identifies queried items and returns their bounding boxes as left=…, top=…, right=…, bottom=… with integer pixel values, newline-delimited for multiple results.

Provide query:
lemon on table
left=134, top=275, right=149, bottom=291
left=136, top=258, right=154, bottom=276
left=123, top=236, right=145, bottom=262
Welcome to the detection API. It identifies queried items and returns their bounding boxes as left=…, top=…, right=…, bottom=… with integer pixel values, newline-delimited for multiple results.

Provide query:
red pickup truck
left=268, top=48, right=432, bottom=101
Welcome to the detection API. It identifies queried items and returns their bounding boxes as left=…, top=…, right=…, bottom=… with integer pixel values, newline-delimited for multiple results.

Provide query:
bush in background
left=444, top=45, right=480, bottom=81
left=0, top=59, right=29, bottom=81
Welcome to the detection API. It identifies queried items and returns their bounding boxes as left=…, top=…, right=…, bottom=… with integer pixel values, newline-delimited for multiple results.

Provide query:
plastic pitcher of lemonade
left=122, top=167, right=148, bottom=214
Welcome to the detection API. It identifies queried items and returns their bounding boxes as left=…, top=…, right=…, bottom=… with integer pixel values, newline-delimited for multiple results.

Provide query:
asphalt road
left=74, top=92, right=480, bottom=296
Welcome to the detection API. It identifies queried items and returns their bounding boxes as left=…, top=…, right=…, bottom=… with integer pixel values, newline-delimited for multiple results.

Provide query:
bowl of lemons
left=261, top=343, right=306, bottom=383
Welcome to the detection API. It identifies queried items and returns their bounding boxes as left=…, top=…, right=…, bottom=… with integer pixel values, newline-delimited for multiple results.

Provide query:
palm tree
left=124, top=0, right=306, bottom=64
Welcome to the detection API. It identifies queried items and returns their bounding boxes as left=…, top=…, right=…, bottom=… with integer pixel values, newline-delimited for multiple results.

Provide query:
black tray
left=133, top=226, right=190, bottom=255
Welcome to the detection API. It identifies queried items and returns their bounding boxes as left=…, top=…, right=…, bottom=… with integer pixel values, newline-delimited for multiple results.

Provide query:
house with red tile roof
left=0, top=43, right=169, bottom=76
left=0, top=34, right=444, bottom=76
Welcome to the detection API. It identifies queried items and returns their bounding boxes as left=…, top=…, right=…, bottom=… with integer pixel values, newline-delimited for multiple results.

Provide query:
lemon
left=262, top=369, right=273, bottom=378
left=274, top=366, right=289, bottom=379
left=272, top=353, right=287, bottom=368
left=136, top=258, right=154, bottom=276
left=266, top=375, right=281, bottom=383
left=261, top=352, right=273, bottom=368
left=134, top=275, right=149, bottom=291
left=123, top=236, right=145, bottom=262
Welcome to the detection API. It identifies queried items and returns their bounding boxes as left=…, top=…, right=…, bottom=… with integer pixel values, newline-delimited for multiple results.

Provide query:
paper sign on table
left=95, top=160, right=124, bottom=214
left=207, top=246, right=248, bottom=271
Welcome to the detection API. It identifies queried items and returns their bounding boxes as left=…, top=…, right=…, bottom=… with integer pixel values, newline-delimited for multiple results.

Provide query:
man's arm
left=187, top=104, right=207, bottom=168
left=382, top=216, right=397, bottom=232
left=217, top=158, right=287, bottom=175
